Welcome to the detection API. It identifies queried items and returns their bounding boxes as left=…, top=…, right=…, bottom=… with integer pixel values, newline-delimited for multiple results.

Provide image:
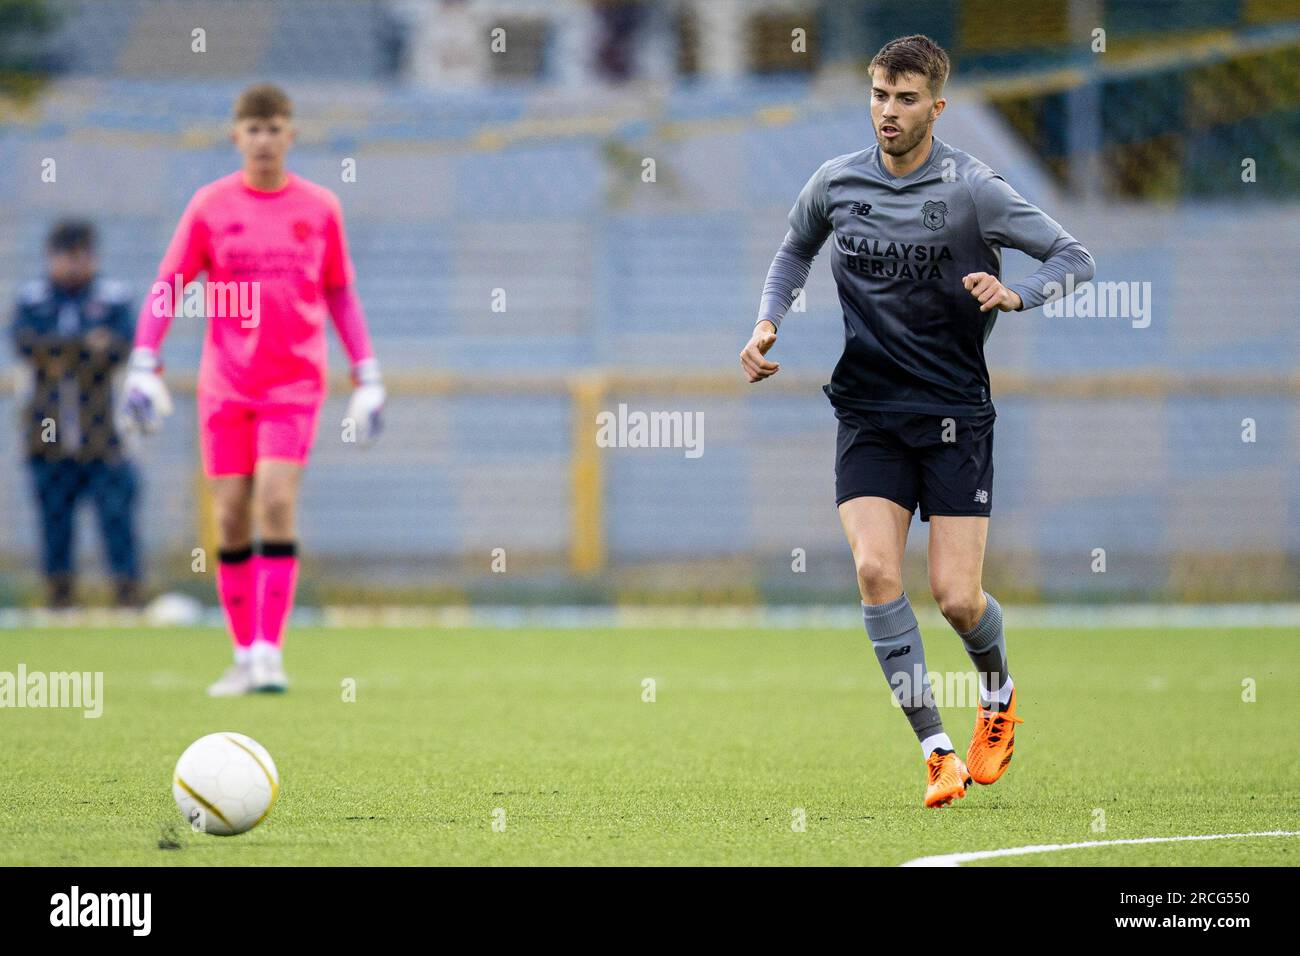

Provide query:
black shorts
left=834, top=407, right=995, bottom=520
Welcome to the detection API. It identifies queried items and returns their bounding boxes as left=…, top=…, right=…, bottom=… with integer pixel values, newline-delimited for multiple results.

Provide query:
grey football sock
left=862, top=593, right=944, bottom=744
left=958, top=591, right=1009, bottom=701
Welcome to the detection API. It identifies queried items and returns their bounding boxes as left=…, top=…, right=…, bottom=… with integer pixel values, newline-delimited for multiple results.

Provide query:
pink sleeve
left=321, top=196, right=356, bottom=291
left=135, top=191, right=211, bottom=351
left=325, top=284, right=375, bottom=366
left=322, top=196, right=371, bottom=364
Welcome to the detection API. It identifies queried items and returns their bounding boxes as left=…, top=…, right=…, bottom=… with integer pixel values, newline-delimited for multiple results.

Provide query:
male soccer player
left=740, top=36, right=1094, bottom=807
left=120, top=84, right=385, bottom=696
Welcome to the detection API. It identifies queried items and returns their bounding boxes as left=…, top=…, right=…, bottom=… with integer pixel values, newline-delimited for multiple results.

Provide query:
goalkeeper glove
left=345, top=357, right=385, bottom=445
left=118, top=347, right=173, bottom=435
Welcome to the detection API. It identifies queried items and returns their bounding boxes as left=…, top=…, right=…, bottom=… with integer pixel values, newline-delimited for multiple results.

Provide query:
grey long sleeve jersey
left=757, top=136, right=1095, bottom=416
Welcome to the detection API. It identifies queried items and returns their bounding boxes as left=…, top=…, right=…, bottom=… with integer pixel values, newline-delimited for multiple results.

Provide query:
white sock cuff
left=921, top=732, right=954, bottom=757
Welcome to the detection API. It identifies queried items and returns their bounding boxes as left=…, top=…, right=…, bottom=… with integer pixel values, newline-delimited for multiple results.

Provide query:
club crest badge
left=921, top=200, right=947, bottom=231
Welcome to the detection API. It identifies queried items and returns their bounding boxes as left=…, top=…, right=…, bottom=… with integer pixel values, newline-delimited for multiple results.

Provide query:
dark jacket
left=11, top=277, right=134, bottom=462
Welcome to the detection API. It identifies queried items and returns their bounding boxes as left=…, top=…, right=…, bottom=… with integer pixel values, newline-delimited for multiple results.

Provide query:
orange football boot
left=966, top=687, right=1024, bottom=785
left=923, top=750, right=972, bottom=808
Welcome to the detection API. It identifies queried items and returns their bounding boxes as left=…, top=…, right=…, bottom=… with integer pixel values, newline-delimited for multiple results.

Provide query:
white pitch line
left=900, top=830, right=1300, bottom=867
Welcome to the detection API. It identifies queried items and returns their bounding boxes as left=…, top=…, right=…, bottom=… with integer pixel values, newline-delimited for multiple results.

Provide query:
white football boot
left=207, top=661, right=254, bottom=697
left=250, top=644, right=289, bottom=693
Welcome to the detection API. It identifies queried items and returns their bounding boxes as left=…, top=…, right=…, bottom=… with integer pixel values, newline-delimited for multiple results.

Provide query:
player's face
left=232, top=115, right=295, bottom=175
left=870, top=72, right=944, bottom=157
left=48, top=248, right=96, bottom=289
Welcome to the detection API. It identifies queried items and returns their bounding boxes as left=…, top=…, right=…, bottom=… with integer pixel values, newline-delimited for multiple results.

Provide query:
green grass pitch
left=1, top=625, right=1297, bottom=866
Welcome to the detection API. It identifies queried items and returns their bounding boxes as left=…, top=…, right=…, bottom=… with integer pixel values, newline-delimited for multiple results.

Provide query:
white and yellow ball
left=173, top=732, right=279, bottom=836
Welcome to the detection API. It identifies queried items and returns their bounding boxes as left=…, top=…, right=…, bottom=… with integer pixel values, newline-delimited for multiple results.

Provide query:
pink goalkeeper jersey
left=136, top=171, right=373, bottom=405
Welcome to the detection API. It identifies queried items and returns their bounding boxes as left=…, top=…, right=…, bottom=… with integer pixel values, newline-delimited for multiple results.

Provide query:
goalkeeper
left=122, top=84, right=385, bottom=696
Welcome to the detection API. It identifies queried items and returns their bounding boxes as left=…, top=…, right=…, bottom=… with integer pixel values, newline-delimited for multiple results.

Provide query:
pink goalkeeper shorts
left=198, top=394, right=322, bottom=477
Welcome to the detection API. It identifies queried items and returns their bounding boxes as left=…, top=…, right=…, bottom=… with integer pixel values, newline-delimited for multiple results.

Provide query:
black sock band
left=258, top=540, right=298, bottom=559
left=218, top=546, right=254, bottom=564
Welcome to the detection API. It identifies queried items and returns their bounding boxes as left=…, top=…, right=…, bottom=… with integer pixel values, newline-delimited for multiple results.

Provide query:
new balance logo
left=974, top=489, right=989, bottom=504
left=848, top=202, right=872, bottom=217
left=885, top=645, right=911, bottom=660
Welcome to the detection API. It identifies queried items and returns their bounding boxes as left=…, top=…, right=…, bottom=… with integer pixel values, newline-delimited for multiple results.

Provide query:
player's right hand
left=117, top=347, right=173, bottom=436
left=740, top=320, right=780, bottom=383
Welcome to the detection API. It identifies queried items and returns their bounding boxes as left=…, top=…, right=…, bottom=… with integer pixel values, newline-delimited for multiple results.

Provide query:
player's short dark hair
left=234, top=83, right=293, bottom=120
left=869, top=35, right=950, bottom=97
left=46, top=219, right=97, bottom=254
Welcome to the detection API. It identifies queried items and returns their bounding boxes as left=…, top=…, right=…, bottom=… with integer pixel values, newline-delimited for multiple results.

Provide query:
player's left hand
left=345, top=357, right=385, bottom=446
left=962, top=272, right=1022, bottom=313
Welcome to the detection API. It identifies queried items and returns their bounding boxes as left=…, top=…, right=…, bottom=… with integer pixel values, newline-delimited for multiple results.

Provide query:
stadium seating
left=2, top=43, right=1296, bottom=602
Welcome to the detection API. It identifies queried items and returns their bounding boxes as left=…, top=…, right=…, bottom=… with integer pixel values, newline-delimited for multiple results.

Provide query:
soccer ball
left=143, top=591, right=204, bottom=627
left=172, top=732, right=279, bottom=836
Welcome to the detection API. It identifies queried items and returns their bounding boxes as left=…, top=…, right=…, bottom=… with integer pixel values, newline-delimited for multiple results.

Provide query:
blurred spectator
left=593, top=0, right=645, bottom=82
left=404, top=0, right=487, bottom=88
left=10, top=220, right=141, bottom=608
left=376, top=1, right=411, bottom=78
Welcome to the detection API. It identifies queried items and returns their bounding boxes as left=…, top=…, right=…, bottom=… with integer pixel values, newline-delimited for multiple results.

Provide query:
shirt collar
left=875, top=135, right=945, bottom=186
